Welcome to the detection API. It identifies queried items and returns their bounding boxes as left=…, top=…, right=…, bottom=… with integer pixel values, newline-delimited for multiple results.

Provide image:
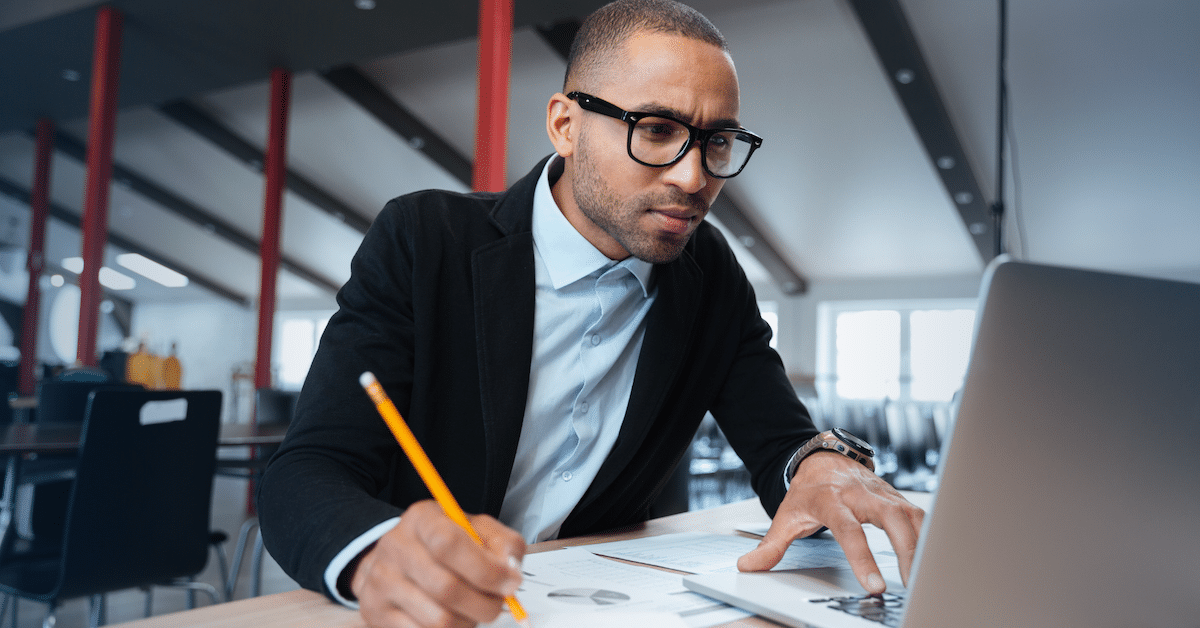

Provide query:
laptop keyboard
left=809, top=592, right=906, bottom=626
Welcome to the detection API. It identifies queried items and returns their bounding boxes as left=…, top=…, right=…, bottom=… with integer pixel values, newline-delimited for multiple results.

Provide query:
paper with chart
left=482, top=546, right=751, bottom=628
left=580, top=530, right=900, bottom=574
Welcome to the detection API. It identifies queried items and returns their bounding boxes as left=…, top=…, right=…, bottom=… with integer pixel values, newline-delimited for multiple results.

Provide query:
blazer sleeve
left=257, top=200, right=421, bottom=596
left=700, top=230, right=818, bottom=517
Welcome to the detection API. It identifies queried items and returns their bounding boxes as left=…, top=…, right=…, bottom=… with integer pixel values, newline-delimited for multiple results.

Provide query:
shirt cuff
left=324, top=516, right=400, bottom=609
left=782, top=445, right=806, bottom=491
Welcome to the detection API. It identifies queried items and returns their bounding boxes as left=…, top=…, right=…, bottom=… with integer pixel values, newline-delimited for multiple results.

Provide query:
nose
left=661, top=143, right=709, bottom=195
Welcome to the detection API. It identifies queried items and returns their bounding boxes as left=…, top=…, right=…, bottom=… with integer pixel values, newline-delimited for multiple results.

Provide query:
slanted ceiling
left=0, top=0, right=1196, bottom=307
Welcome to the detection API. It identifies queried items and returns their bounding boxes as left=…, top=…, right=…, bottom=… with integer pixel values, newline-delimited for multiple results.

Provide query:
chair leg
left=166, top=580, right=220, bottom=607
left=210, top=533, right=230, bottom=601
left=41, top=601, right=56, bottom=628
left=250, top=528, right=265, bottom=597
left=87, top=594, right=104, bottom=628
left=227, top=517, right=259, bottom=600
left=142, top=586, right=153, bottom=617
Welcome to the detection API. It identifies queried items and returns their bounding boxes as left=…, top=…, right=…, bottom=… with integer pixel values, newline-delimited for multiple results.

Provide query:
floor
left=4, top=473, right=301, bottom=628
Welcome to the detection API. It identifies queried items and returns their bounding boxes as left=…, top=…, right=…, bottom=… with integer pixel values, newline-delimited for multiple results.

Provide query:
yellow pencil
left=359, top=371, right=530, bottom=627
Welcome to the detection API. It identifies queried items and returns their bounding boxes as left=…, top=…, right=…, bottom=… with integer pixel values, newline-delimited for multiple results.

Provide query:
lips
left=652, top=209, right=697, bottom=235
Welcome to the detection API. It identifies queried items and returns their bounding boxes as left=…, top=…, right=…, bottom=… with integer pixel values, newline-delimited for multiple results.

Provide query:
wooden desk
left=107, top=498, right=892, bottom=628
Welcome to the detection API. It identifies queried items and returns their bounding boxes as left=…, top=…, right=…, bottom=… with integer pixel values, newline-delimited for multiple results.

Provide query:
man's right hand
left=350, top=499, right=526, bottom=628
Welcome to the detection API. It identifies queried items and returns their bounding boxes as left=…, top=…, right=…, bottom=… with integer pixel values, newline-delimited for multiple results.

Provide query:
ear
left=546, top=93, right=576, bottom=158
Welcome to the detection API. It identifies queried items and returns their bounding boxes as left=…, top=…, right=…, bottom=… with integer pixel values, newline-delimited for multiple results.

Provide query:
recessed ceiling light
left=355, top=0, right=376, bottom=9
left=50, top=274, right=65, bottom=287
left=99, top=267, right=135, bottom=290
left=117, top=253, right=189, bottom=287
left=61, top=257, right=138, bottom=290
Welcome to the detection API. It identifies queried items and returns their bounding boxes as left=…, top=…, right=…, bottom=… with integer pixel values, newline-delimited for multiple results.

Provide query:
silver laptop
left=685, top=258, right=1200, bottom=627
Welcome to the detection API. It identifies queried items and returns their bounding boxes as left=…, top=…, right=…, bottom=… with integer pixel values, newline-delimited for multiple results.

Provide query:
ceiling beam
left=536, top=18, right=807, bottom=295
left=320, top=66, right=474, bottom=187
left=847, top=0, right=997, bottom=263
left=0, top=174, right=250, bottom=307
left=50, top=130, right=342, bottom=295
left=157, top=99, right=374, bottom=234
left=710, top=196, right=807, bottom=294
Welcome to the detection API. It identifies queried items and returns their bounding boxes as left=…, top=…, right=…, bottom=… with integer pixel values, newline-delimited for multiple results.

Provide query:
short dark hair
left=564, top=0, right=728, bottom=92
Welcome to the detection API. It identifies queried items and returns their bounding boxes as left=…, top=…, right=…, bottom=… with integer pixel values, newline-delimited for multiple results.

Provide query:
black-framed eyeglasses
left=566, top=91, right=763, bottom=179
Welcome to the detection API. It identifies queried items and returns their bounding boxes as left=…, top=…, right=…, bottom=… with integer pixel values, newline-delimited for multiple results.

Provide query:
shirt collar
left=532, top=156, right=654, bottom=295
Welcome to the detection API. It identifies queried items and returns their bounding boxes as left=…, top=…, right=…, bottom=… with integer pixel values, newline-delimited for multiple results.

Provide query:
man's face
left=557, top=31, right=741, bottom=263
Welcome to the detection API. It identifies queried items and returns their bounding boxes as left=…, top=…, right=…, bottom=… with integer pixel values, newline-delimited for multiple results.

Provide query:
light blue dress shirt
left=498, top=156, right=656, bottom=542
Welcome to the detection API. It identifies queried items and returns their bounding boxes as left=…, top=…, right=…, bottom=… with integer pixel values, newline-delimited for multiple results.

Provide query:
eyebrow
left=635, top=102, right=741, bottom=131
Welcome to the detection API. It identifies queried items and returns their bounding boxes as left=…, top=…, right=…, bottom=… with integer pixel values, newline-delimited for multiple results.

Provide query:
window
left=818, top=300, right=976, bottom=402
left=758, top=300, right=778, bottom=349
left=274, top=312, right=332, bottom=389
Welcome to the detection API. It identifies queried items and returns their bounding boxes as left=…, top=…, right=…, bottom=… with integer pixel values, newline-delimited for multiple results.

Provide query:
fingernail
left=866, top=573, right=886, bottom=594
left=502, top=556, right=523, bottom=595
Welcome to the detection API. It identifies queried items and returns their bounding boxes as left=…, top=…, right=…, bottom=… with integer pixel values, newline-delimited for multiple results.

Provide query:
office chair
left=219, top=388, right=296, bottom=599
left=0, top=389, right=223, bottom=628
left=15, top=381, right=141, bottom=550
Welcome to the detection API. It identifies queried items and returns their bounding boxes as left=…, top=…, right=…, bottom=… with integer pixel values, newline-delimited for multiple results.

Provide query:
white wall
left=131, top=300, right=257, bottom=423
left=755, top=273, right=985, bottom=378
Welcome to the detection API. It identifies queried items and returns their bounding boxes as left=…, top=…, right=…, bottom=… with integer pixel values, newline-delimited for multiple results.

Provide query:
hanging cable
left=991, top=0, right=1009, bottom=257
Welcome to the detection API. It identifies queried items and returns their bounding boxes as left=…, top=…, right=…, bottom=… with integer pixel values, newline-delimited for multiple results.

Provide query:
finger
left=471, top=513, right=528, bottom=569
left=357, top=502, right=510, bottom=624
left=355, top=544, right=468, bottom=628
left=413, top=510, right=523, bottom=598
left=878, top=501, right=924, bottom=586
left=827, top=517, right=886, bottom=595
left=402, top=508, right=518, bottom=622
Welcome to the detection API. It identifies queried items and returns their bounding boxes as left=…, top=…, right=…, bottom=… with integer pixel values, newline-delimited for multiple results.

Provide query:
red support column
left=471, top=0, right=513, bottom=192
left=19, top=119, right=55, bottom=395
left=254, top=68, right=292, bottom=393
left=76, top=5, right=123, bottom=367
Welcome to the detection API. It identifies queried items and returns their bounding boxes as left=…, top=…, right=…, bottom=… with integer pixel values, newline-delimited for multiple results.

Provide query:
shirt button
left=591, top=334, right=601, bottom=346
left=579, top=402, right=589, bottom=414
left=562, top=471, right=573, bottom=482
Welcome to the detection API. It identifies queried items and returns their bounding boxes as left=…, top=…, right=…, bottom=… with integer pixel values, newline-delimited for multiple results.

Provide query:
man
left=258, top=1, right=924, bottom=626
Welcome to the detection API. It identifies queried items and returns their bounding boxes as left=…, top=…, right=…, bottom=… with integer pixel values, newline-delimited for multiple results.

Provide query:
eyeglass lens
left=630, top=116, right=755, bottom=177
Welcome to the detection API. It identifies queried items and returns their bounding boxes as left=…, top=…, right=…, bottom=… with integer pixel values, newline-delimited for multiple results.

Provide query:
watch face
left=832, top=427, right=874, bottom=457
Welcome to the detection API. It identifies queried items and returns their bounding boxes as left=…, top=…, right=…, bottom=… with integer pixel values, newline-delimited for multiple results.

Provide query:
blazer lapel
left=472, top=161, right=544, bottom=516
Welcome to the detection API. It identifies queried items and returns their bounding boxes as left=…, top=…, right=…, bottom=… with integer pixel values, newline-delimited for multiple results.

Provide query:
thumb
left=737, top=528, right=795, bottom=572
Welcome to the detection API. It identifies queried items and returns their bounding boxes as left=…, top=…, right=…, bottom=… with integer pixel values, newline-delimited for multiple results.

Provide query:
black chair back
left=253, top=388, right=297, bottom=427
left=36, top=381, right=140, bottom=426
left=53, top=389, right=222, bottom=599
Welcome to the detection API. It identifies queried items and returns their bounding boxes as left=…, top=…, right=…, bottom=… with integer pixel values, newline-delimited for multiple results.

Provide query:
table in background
left=0, top=422, right=290, bottom=554
left=106, top=492, right=934, bottom=628
left=0, top=422, right=289, bottom=454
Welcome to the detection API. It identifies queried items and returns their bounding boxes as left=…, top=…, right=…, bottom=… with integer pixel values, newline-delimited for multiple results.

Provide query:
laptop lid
left=685, top=259, right=1200, bottom=627
left=902, top=259, right=1200, bottom=627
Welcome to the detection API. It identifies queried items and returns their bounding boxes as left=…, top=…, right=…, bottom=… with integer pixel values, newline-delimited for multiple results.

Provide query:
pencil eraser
left=359, top=371, right=376, bottom=388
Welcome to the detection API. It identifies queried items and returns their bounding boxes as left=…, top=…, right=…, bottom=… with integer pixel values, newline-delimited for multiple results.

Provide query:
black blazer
left=258, top=157, right=816, bottom=597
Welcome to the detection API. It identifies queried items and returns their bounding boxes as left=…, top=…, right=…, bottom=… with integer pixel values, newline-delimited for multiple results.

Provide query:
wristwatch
left=786, top=427, right=876, bottom=482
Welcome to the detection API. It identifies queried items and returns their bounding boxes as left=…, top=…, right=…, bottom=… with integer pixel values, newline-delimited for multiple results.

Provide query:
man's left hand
left=736, top=451, right=924, bottom=595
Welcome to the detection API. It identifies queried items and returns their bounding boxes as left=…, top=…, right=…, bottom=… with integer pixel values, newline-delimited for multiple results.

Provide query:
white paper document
left=483, top=546, right=751, bottom=628
left=581, top=531, right=899, bottom=574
